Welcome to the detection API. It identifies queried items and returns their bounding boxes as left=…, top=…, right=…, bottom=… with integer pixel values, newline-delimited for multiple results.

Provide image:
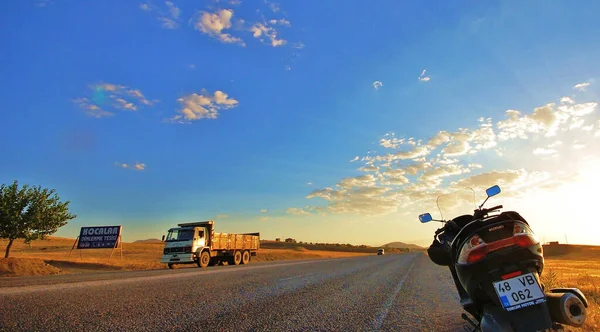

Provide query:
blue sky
left=1, top=0, right=600, bottom=246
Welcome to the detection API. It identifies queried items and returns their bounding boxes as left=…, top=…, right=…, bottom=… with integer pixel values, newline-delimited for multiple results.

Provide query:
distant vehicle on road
left=377, top=248, right=385, bottom=255
left=161, top=221, right=260, bottom=269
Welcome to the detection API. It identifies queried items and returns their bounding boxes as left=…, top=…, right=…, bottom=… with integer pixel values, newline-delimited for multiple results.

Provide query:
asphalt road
left=0, top=252, right=466, bottom=332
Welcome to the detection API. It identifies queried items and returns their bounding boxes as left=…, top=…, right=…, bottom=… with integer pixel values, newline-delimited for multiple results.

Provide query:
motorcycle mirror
left=486, top=185, right=501, bottom=197
left=419, top=213, right=433, bottom=223
left=479, top=185, right=501, bottom=209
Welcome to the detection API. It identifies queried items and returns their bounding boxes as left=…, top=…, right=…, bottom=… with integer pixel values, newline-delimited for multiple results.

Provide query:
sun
left=538, top=159, right=600, bottom=245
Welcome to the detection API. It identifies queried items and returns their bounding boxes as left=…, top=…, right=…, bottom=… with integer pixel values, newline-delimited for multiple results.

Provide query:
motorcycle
left=419, top=185, right=588, bottom=332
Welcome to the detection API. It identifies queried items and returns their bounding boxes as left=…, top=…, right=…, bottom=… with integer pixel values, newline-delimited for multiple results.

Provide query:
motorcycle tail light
left=458, top=235, right=487, bottom=264
left=458, top=222, right=540, bottom=264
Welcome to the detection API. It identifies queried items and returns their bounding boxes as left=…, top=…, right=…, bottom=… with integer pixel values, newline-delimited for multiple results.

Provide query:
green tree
left=0, top=180, right=76, bottom=258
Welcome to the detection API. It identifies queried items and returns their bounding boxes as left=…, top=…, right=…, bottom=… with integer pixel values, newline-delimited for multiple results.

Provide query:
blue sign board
left=77, top=226, right=122, bottom=249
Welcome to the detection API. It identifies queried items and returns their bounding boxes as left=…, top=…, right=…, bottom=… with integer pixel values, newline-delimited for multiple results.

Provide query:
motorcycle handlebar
left=487, top=205, right=503, bottom=212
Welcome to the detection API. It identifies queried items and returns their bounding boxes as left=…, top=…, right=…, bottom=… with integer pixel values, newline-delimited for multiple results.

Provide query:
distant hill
left=134, top=238, right=162, bottom=244
left=381, top=242, right=424, bottom=250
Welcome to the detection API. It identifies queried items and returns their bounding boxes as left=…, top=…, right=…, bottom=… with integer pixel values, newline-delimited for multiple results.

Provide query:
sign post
left=109, top=234, right=123, bottom=261
left=67, top=237, right=83, bottom=259
left=67, top=225, right=123, bottom=261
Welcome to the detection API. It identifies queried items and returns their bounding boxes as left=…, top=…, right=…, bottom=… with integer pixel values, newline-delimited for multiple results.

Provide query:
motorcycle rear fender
left=480, top=303, right=554, bottom=332
left=480, top=306, right=513, bottom=332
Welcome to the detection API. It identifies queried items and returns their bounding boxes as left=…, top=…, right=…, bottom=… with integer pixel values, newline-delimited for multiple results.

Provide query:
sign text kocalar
left=77, top=226, right=122, bottom=249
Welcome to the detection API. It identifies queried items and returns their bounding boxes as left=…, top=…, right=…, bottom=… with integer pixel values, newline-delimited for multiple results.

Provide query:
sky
left=1, top=0, right=600, bottom=247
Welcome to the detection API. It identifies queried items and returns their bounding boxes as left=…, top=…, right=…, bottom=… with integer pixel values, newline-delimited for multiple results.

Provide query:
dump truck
left=161, top=221, right=260, bottom=269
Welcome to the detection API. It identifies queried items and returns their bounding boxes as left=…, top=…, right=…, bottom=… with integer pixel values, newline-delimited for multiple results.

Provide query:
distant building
left=275, top=238, right=281, bottom=242
left=285, top=238, right=296, bottom=243
left=548, top=241, right=559, bottom=246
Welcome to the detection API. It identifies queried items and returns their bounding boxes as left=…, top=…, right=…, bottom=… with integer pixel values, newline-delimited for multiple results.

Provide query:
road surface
left=0, top=252, right=466, bottom=331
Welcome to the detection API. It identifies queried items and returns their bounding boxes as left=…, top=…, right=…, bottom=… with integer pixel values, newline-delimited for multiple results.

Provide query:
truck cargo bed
left=211, top=232, right=260, bottom=251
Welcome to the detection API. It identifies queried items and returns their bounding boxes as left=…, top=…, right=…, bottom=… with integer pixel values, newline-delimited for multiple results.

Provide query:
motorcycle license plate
left=493, top=273, right=546, bottom=311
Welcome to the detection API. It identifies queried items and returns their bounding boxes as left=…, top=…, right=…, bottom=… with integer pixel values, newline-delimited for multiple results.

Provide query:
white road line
left=279, top=272, right=317, bottom=281
left=371, top=257, right=417, bottom=331
left=0, top=258, right=343, bottom=296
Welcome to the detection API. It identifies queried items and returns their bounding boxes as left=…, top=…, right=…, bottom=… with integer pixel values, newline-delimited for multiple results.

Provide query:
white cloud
left=425, top=131, right=452, bottom=149
left=442, top=141, right=471, bottom=157
left=338, top=174, right=377, bottom=189
left=573, top=82, right=591, bottom=91
left=74, top=83, right=156, bottom=118
left=358, top=165, right=379, bottom=173
left=194, top=9, right=245, bottom=46
left=569, top=117, right=585, bottom=130
left=418, top=69, right=431, bottom=82
left=166, top=1, right=180, bottom=18
left=558, top=102, right=597, bottom=117
left=286, top=207, right=311, bottom=216
left=421, top=164, right=471, bottom=180
left=117, top=162, right=147, bottom=171
left=373, top=81, right=383, bottom=90
left=260, top=209, right=268, bottom=213
left=269, top=19, right=291, bottom=26
left=159, top=17, right=178, bottom=29
left=497, top=104, right=562, bottom=140
left=450, top=169, right=551, bottom=191
left=350, top=156, right=359, bottom=162
left=438, top=158, right=459, bottom=165
left=250, top=22, right=287, bottom=47
left=171, top=89, right=239, bottom=123
left=140, top=1, right=181, bottom=29
left=302, top=89, right=600, bottom=216
left=73, top=98, right=114, bottom=118
left=548, top=140, right=563, bottom=148
left=496, top=101, right=597, bottom=141
left=533, top=148, right=558, bottom=156
left=560, top=96, right=575, bottom=104
left=266, top=0, right=280, bottom=13
left=114, top=98, right=137, bottom=111
left=36, top=0, right=52, bottom=7
left=379, top=137, right=406, bottom=148
left=307, top=185, right=404, bottom=216
left=292, top=42, right=305, bottom=49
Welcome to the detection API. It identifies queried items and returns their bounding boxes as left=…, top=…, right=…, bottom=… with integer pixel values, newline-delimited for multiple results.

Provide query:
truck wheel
left=197, top=251, right=210, bottom=268
left=233, top=251, right=242, bottom=265
left=168, top=263, right=175, bottom=269
left=241, top=251, right=250, bottom=264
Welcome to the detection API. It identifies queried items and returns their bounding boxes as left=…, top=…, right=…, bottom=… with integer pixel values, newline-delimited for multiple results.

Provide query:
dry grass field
left=0, top=237, right=370, bottom=276
left=542, top=245, right=600, bottom=331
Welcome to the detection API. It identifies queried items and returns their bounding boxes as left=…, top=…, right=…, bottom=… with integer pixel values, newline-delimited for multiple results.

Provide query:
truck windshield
left=165, top=229, right=194, bottom=242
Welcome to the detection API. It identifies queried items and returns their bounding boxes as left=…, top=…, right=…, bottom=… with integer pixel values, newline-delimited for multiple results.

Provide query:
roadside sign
left=77, top=226, right=122, bottom=249
left=67, top=226, right=124, bottom=261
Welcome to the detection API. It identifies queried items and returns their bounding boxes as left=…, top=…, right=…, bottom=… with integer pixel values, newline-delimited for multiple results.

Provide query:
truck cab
left=161, top=226, right=207, bottom=265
